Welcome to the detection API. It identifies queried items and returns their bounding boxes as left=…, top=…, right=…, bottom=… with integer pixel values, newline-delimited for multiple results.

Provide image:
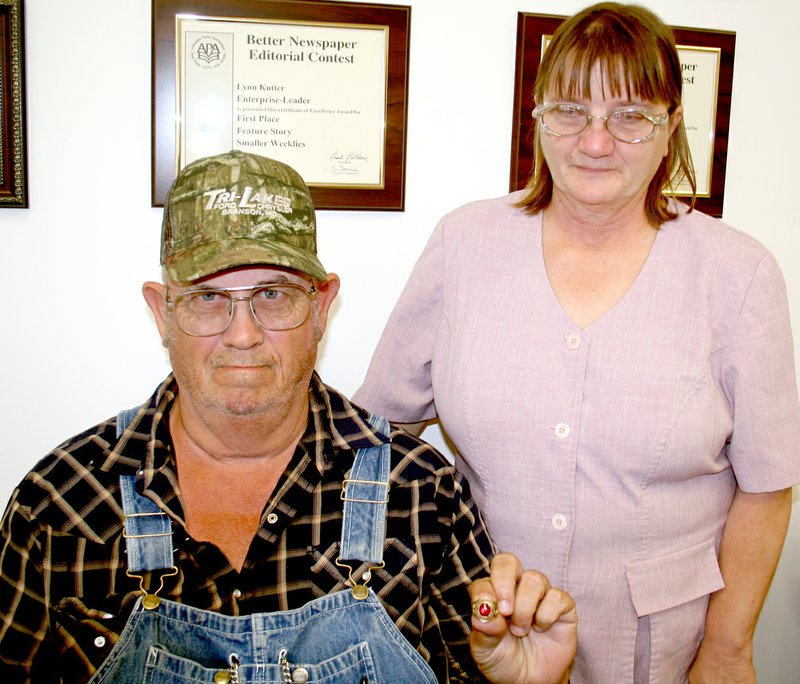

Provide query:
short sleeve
left=715, top=251, right=800, bottom=491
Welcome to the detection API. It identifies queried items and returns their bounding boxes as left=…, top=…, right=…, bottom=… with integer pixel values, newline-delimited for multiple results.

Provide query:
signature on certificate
left=330, top=151, right=368, bottom=176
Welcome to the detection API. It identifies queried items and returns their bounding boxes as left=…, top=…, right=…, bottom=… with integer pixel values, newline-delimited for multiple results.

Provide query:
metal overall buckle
left=122, top=509, right=178, bottom=610
left=334, top=557, right=385, bottom=600
left=125, top=566, right=178, bottom=610
left=336, top=478, right=389, bottom=601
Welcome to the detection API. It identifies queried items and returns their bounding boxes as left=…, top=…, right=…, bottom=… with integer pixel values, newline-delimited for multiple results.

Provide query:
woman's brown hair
left=517, top=2, right=696, bottom=226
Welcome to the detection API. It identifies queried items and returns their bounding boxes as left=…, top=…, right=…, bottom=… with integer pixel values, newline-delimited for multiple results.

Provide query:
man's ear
left=313, top=273, right=341, bottom=335
left=142, top=281, right=169, bottom=341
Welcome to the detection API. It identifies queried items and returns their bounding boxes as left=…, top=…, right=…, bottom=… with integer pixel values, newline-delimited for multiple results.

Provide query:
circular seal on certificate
left=191, top=35, right=226, bottom=69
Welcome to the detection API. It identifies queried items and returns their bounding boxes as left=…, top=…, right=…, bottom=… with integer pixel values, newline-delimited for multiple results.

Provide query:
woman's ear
left=669, top=105, right=684, bottom=135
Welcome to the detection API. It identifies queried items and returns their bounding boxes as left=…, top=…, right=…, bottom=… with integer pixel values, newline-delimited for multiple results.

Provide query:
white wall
left=3, top=1, right=799, bottom=679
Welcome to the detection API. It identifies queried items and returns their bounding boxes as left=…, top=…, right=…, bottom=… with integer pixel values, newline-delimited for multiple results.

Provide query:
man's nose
left=222, top=298, right=264, bottom=348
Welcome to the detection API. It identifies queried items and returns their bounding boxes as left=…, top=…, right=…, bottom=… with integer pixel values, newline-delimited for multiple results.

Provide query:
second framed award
left=153, top=0, right=411, bottom=210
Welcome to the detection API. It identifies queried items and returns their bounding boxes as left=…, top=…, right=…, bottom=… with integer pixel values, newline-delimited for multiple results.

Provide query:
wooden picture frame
left=0, top=0, right=27, bottom=208
left=152, top=0, right=411, bottom=210
left=509, top=13, right=735, bottom=218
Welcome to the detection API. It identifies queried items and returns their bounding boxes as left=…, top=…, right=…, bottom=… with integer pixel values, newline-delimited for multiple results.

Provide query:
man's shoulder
left=385, top=426, right=458, bottom=479
left=7, top=380, right=171, bottom=535
left=6, top=417, right=127, bottom=536
left=19, top=416, right=120, bottom=484
left=318, top=378, right=460, bottom=482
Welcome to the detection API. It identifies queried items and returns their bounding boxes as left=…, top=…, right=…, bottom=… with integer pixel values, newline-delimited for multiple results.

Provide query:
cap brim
left=165, top=237, right=328, bottom=282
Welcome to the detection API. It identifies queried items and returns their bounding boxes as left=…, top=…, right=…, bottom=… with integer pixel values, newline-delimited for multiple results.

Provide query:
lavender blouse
left=354, top=192, right=800, bottom=682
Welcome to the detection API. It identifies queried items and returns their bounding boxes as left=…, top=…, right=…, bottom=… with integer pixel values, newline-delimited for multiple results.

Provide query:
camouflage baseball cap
left=161, top=150, right=327, bottom=282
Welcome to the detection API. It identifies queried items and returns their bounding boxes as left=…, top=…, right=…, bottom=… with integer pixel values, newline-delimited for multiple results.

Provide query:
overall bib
left=89, top=410, right=438, bottom=684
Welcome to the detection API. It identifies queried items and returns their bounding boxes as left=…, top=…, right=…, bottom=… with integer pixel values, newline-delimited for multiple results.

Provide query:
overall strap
left=117, top=406, right=174, bottom=573
left=116, top=406, right=141, bottom=438
left=339, top=414, right=391, bottom=565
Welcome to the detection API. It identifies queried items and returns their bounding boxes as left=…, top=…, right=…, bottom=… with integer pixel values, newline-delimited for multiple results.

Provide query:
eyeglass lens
left=174, top=284, right=313, bottom=336
left=540, top=106, right=656, bottom=142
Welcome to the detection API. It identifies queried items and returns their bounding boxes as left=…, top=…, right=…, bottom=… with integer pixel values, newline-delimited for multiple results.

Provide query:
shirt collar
left=95, top=374, right=177, bottom=475
left=301, top=372, right=390, bottom=474
left=99, top=372, right=391, bottom=476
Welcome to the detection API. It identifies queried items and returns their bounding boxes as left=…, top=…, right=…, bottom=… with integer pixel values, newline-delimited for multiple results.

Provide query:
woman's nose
left=578, top=117, right=615, bottom=155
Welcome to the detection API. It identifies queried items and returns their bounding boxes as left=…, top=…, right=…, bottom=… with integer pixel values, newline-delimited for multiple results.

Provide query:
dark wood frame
left=152, top=0, right=411, bottom=210
left=0, top=0, right=27, bottom=208
left=509, top=13, right=735, bottom=218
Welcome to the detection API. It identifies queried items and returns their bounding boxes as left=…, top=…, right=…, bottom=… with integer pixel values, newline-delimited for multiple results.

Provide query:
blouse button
left=554, top=423, right=571, bottom=439
left=94, top=636, right=106, bottom=648
left=232, top=588, right=242, bottom=599
left=267, top=513, right=278, bottom=524
left=551, top=514, right=568, bottom=531
left=566, top=334, right=581, bottom=349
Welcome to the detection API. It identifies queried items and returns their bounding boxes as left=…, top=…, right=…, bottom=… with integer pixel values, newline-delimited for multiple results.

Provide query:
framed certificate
left=0, top=0, right=27, bottom=208
left=509, top=13, right=735, bottom=218
left=153, top=0, right=411, bottom=210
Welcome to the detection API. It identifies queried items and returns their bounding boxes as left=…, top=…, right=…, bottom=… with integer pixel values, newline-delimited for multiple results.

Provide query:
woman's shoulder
left=443, top=189, right=532, bottom=218
left=666, top=202, right=776, bottom=268
left=668, top=202, right=767, bottom=249
left=435, top=190, right=537, bottom=240
left=661, top=204, right=788, bottom=313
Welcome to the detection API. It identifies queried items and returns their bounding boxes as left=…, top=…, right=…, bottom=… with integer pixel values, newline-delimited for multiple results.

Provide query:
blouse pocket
left=625, top=538, right=724, bottom=617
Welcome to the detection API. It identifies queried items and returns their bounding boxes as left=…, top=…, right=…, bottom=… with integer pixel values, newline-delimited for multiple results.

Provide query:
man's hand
left=468, top=553, right=577, bottom=684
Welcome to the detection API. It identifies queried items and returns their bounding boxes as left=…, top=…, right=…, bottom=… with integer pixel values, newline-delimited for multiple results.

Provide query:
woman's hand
left=468, top=552, right=577, bottom=684
left=688, top=640, right=755, bottom=683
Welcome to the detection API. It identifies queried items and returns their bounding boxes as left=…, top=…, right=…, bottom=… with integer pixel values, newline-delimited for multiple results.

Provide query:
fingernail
left=510, top=625, right=527, bottom=637
left=499, top=600, right=512, bottom=614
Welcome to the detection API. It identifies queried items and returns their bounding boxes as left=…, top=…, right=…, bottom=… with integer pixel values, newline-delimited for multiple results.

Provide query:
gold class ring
left=472, top=598, right=499, bottom=623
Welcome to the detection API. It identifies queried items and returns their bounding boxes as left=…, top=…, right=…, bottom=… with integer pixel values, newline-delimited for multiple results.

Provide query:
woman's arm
left=689, top=486, right=792, bottom=683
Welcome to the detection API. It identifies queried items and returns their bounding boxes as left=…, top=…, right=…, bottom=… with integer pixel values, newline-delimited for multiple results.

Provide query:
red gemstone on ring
left=478, top=601, right=492, bottom=617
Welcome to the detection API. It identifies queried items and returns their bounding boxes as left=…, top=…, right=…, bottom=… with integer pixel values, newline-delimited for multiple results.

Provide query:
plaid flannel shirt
left=0, top=373, right=495, bottom=683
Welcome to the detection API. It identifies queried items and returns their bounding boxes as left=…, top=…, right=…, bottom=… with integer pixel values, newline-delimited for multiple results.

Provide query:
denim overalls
left=89, top=409, right=438, bottom=683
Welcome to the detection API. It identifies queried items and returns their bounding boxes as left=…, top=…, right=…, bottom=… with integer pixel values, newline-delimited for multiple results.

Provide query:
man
left=0, top=151, right=576, bottom=683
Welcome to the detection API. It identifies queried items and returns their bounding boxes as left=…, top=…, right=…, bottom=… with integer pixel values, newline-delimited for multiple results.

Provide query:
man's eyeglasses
left=532, top=102, right=669, bottom=143
left=165, top=283, right=317, bottom=337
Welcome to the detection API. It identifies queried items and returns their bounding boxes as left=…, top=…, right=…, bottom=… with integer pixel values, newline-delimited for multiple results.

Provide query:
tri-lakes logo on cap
left=203, top=186, right=293, bottom=217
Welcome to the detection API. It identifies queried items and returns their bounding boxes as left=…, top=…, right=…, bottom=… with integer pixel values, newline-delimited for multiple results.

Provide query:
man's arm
left=689, top=486, right=792, bottom=683
left=427, top=466, right=575, bottom=684
left=0, top=495, right=54, bottom=683
left=424, top=467, right=496, bottom=683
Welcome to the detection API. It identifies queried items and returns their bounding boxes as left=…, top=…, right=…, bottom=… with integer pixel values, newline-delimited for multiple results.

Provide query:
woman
left=354, top=3, right=800, bottom=682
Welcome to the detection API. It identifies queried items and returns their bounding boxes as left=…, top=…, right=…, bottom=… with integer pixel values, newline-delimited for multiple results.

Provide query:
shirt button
left=566, top=333, right=582, bottom=349
left=551, top=514, right=568, bottom=531
left=94, top=636, right=106, bottom=648
left=232, top=588, right=242, bottom=599
left=554, top=423, right=570, bottom=439
left=266, top=513, right=278, bottom=524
